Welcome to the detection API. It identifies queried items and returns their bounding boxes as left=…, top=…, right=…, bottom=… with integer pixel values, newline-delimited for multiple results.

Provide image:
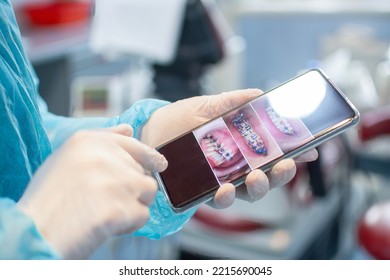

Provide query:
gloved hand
left=141, top=89, right=318, bottom=208
left=17, top=124, right=167, bottom=259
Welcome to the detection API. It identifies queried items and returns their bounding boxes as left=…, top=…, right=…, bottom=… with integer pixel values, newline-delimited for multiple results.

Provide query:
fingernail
left=214, top=186, right=235, bottom=208
left=249, top=185, right=267, bottom=200
left=252, top=88, right=263, bottom=95
left=150, top=151, right=168, bottom=172
left=269, top=159, right=296, bottom=189
left=219, top=191, right=234, bottom=206
left=248, top=184, right=268, bottom=200
left=249, top=171, right=268, bottom=200
left=116, top=123, right=133, bottom=136
left=307, top=149, right=319, bottom=161
left=122, top=124, right=134, bottom=136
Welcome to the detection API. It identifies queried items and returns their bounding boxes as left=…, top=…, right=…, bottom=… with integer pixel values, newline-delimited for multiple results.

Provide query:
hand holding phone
left=148, top=69, right=359, bottom=213
left=142, top=88, right=309, bottom=209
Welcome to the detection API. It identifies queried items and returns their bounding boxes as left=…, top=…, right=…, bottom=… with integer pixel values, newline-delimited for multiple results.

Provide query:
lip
left=214, top=156, right=250, bottom=181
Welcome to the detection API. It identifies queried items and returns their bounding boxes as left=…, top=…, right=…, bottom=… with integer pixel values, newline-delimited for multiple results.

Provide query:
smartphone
left=154, top=68, right=360, bottom=213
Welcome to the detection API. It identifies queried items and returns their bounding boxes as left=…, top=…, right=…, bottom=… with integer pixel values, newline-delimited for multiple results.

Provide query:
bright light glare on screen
left=267, top=71, right=327, bottom=119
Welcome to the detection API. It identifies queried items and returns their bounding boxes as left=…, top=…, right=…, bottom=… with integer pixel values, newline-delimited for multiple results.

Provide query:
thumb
left=104, top=124, right=134, bottom=137
left=208, top=88, right=263, bottom=117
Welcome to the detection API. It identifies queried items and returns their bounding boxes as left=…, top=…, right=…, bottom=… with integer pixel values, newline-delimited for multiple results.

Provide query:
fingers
left=104, top=124, right=134, bottom=137
left=210, top=158, right=298, bottom=209
left=89, top=125, right=163, bottom=203
left=99, top=125, right=167, bottom=172
left=114, top=201, right=151, bottom=236
left=122, top=160, right=158, bottom=206
left=110, top=133, right=168, bottom=173
left=294, top=148, right=318, bottom=162
left=208, top=183, right=235, bottom=209
left=268, top=159, right=297, bottom=189
left=211, top=167, right=271, bottom=208
left=229, top=169, right=269, bottom=203
left=243, top=169, right=269, bottom=201
left=208, top=89, right=263, bottom=117
left=209, top=167, right=271, bottom=208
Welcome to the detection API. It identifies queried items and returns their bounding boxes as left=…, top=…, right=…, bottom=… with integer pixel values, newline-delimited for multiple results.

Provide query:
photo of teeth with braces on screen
left=223, top=104, right=283, bottom=170
left=251, top=95, right=315, bottom=153
left=193, top=118, right=250, bottom=184
left=193, top=93, right=317, bottom=186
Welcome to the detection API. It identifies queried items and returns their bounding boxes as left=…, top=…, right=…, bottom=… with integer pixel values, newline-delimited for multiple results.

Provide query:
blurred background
left=11, top=0, right=390, bottom=260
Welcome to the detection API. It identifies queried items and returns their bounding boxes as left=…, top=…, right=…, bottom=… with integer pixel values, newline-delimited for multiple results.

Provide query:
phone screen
left=156, top=69, right=359, bottom=212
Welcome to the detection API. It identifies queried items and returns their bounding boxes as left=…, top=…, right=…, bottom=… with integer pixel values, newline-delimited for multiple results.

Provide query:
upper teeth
left=266, top=106, right=294, bottom=135
left=203, top=135, right=234, bottom=165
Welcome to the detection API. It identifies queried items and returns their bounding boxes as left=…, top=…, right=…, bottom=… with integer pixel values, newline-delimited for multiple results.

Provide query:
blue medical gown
left=0, top=0, right=195, bottom=259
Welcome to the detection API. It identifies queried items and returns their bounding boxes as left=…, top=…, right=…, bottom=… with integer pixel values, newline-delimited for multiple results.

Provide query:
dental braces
left=265, top=102, right=294, bottom=135
left=232, top=112, right=267, bottom=155
left=203, top=133, right=234, bottom=166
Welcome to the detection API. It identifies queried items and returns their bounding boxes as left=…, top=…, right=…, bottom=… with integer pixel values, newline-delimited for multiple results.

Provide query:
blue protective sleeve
left=0, top=198, right=60, bottom=260
left=0, top=0, right=58, bottom=259
left=38, top=96, right=109, bottom=150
